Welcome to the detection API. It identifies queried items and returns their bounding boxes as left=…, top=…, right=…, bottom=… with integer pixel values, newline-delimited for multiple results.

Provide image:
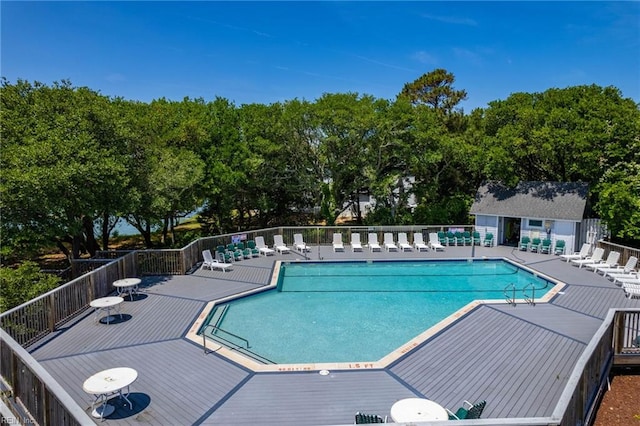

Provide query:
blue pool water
left=205, top=260, right=553, bottom=364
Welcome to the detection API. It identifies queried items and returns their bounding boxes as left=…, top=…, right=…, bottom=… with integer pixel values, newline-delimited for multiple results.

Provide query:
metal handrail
left=504, top=283, right=517, bottom=306
left=523, top=283, right=536, bottom=306
left=201, top=324, right=275, bottom=364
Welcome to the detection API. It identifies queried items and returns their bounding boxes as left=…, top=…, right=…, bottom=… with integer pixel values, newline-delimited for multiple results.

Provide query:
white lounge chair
left=586, top=251, right=620, bottom=273
left=614, top=272, right=640, bottom=286
left=255, top=236, right=275, bottom=256
left=293, top=233, right=310, bottom=252
left=397, top=232, right=412, bottom=252
left=273, top=235, right=290, bottom=254
left=351, top=233, right=363, bottom=252
left=201, top=249, right=233, bottom=272
left=560, top=243, right=591, bottom=263
left=600, top=256, right=638, bottom=278
left=368, top=233, right=381, bottom=252
left=333, top=233, right=344, bottom=252
left=429, top=233, right=445, bottom=251
left=413, top=233, right=429, bottom=252
left=623, top=283, right=640, bottom=299
left=571, top=247, right=604, bottom=268
left=384, top=233, right=398, bottom=252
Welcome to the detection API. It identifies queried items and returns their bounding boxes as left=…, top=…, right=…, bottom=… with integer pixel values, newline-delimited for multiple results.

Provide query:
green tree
left=399, top=68, right=467, bottom=115
left=1, top=79, right=130, bottom=262
left=0, top=262, right=60, bottom=312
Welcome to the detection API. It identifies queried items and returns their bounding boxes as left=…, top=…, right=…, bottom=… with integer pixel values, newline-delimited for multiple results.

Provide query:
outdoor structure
left=470, top=181, right=591, bottom=252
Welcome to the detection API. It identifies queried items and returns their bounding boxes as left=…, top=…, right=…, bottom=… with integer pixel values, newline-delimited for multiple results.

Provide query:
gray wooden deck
left=29, top=245, right=639, bottom=425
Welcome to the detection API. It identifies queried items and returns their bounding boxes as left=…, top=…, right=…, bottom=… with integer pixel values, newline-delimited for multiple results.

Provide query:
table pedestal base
left=91, top=403, right=115, bottom=419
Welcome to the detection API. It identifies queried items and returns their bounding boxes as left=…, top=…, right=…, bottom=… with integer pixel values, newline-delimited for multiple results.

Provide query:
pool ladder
left=504, top=283, right=537, bottom=306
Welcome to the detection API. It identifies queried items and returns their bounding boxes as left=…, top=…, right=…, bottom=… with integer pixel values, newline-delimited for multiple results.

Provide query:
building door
left=502, top=217, right=521, bottom=246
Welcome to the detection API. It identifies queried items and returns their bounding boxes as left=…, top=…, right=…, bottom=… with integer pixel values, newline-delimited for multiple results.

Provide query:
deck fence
left=1, top=225, right=639, bottom=425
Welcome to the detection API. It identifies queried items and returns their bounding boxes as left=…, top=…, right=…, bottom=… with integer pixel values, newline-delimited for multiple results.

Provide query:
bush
left=0, top=261, right=60, bottom=312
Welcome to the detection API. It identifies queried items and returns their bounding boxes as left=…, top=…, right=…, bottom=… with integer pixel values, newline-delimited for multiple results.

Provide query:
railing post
left=47, top=293, right=56, bottom=333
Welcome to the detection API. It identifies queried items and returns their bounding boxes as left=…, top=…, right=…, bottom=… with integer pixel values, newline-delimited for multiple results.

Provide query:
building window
left=529, top=219, right=543, bottom=228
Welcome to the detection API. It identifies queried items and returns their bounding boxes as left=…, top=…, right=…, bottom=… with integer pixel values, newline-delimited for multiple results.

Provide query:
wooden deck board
left=27, top=246, right=640, bottom=425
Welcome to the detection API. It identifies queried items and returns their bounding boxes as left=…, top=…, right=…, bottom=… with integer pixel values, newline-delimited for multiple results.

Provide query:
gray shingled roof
left=469, top=181, right=589, bottom=221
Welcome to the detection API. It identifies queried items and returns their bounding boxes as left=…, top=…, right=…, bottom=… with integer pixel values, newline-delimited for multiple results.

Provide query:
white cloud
left=412, top=50, right=438, bottom=65
left=421, top=13, right=478, bottom=26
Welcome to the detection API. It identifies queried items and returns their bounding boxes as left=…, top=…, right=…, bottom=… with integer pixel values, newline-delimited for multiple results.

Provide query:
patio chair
left=560, top=243, right=591, bottom=262
left=333, top=233, right=345, bottom=252
left=446, top=231, right=456, bottom=246
left=413, top=233, right=429, bottom=252
left=216, top=245, right=233, bottom=263
left=437, top=231, right=447, bottom=246
left=586, top=251, right=620, bottom=273
left=255, top=236, right=275, bottom=256
left=624, top=283, right=640, bottom=299
left=463, top=231, right=472, bottom=246
left=293, top=233, right=310, bottom=252
left=454, top=231, right=464, bottom=246
left=529, top=237, right=542, bottom=252
left=539, top=239, right=552, bottom=254
left=600, top=256, right=638, bottom=278
left=571, top=247, right=604, bottom=268
left=201, top=249, right=233, bottom=272
left=368, top=233, right=382, bottom=252
left=429, top=232, right=445, bottom=251
left=553, top=240, right=566, bottom=255
left=351, top=233, right=363, bottom=252
left=273, top=235, right=291, bottom=254
left=472, top=231, right=481, bottom=245
left=355, top=412, right=386, bottom=424
left=246, top=240, right=260, bottom=257
left=384, top=233, right=398, bottom=251
left=519, top=236, right=531, bottom=251
left=397, top=232, right=412, bottom=252
left=613, top=272, right=640, bottom=286
left=446, top=400, right=486, bottom=420
left=483, top=233, right=494, bottom=247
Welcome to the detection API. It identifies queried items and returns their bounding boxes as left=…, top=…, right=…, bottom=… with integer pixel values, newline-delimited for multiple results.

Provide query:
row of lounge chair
left=561, top=243, right=640, bottom=299
left=519, top=236, right=565, bottom=255
left=434, top=231, right=492, bottom=247
left=333, top=232, right=480, bottom=253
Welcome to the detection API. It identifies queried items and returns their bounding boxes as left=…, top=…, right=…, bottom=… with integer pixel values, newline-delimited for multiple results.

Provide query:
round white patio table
left=90, top=296, right=124, bottom=324
left=83, top=367, right=138, bottom=419
left=390, top=398, right=448, bottom=423
left=113, top=278, right=141, bottom=300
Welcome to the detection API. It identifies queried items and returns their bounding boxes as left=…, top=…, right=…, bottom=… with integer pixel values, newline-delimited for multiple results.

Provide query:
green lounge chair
left=463, top=231, right=472, bottom=245
left=483, top=233, right=494, bottom=247
left=539, top=238, right=552, bottom=254
left=454, top=231, right=464, bottom=246
left=216, top=245, right=233, bottom=263
left=554, top=240, right=566, bottom=255
left=438, top=231, right=447, bottom=246
left=447, top=400, right=486, bottom=420
left=530, top=237, right=542, bottom=252
left=519, top=236, right=530, bottom=251
left=446, top=231, right=456, bottom=246
left=246, top=240, right=260, bottom=257
left=472, top=231, right=481, bottom=245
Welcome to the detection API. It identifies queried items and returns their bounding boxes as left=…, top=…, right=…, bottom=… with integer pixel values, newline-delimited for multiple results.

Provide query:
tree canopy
left=1, top=73, right=639, bottom=273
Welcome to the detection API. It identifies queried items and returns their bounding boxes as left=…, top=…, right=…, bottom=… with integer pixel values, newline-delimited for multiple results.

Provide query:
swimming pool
left=201, top=259, right=555, bottom=365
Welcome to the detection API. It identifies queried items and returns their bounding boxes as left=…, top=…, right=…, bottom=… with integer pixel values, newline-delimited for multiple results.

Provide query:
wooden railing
left=597, top=240, right=640, bottom=269
left=0, top=225, right=638, bottom=426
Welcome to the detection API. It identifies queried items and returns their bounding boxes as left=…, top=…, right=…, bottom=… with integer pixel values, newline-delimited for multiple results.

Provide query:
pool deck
left=29, top=245, right=639, bottom=425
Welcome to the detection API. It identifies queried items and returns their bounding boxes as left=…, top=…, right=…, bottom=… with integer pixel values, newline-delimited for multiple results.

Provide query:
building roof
left=469, top=181, right=589, bottom=221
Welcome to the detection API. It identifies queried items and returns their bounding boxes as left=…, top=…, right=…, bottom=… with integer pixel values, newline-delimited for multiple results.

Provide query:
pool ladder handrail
left=201, top=324, right=275, bottom=364
left=504, top=283, right=517, bottom=306
left=523, top=283, right=536, bottom=306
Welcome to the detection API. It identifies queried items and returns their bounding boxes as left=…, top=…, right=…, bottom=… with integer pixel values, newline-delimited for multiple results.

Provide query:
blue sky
left=2, top=1, right=639, bottom=111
